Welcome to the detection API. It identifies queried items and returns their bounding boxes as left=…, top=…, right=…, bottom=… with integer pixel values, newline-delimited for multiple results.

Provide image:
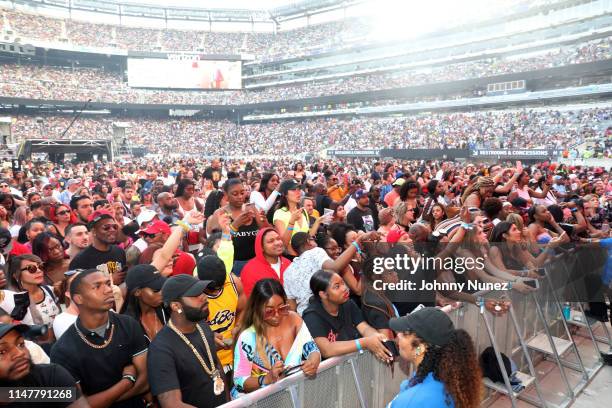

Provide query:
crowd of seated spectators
left=8, top=107, right=611, bottom=157
left=0, top=36, right=609, bottom=106
left=0, top=8, right=368, bottom=60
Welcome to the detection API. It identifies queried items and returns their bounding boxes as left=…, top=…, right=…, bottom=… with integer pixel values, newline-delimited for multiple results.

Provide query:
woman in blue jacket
left=387, top=307, right=482, bottom=408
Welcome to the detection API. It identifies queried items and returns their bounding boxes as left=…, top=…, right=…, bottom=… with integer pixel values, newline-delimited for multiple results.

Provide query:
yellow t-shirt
left=273, top=208, right=309, bottom=235
left=207, top=274, right=239, bottom=367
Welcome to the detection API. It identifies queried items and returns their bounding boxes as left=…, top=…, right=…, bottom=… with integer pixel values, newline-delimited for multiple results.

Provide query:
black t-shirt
left=361, top=288, right=393, bottom=330
left=303, top=298, right=363, bottom=343
left=203, top=167, right=222, bottom=189
left=0, top=363, right=81, bottom=408
left=50, top=312, right=148, bottom=408
left=69, top=245, right=126, bottom=274
left=315, top=195, right=333, bottom=217
left=147, top=321, right=226, bottom=408
left=347, top=206, right=374, bottom=232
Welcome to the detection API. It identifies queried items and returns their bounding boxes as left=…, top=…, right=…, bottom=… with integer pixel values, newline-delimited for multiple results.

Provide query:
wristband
left=229, top=224, right=238, bottom=232
left=222, top=233, right=231, bottom=240
left=460, top=222, right=473, bottom=230
left=258, top=374, right=267, bottom=388
left=122, top=374, right=136, bottom=385
left=287, top=226, right=294, bottom=232
left=508, top=281, right=513, bottom=290
left=352, top=241, right=363, bottom=256
left=355, top=339, right=363, bottom=352
left=175, top=220, right=190, bottom=233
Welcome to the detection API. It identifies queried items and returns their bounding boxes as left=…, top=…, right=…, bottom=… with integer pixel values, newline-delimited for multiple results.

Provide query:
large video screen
left=127, top=58, right=242, bottom=90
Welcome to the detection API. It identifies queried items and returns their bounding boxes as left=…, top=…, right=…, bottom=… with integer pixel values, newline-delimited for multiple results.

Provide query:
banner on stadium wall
left=470, top=149, right=563, bottom=159
left=127, top=58, right=242, bottom=89
left=327, top=150, right=380, bottom=157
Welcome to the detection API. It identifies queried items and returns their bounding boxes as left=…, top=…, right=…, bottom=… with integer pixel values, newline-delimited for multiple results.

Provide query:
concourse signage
left=470, top=149, right=562, bottom=159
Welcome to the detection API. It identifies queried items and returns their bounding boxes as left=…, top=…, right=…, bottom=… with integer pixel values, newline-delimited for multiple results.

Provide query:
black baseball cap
left=279, top=179, right=300, bottom=195
left=0, top=323, right=29, bottom=339
left=126, top=264, right=166, bottom=293
left=196, top=256, right=226, bottom=288
left=389, top=307, right=455, bottom=347
left=162, top=274, right=214, bottom=305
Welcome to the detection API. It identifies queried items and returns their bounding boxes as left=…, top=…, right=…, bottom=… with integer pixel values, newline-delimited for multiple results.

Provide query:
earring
left=177, top=309, right=182, bottom=314
left=415, top=346, right=421, bottom=356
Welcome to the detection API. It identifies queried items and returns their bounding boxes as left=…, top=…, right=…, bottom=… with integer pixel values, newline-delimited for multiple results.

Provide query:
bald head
left=409, top=223, right=430, bottom=242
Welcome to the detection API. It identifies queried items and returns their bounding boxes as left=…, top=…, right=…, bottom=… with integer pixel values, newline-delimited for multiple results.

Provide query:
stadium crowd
left=0, top=154, right=610, bottom=408
left=8, top=107, right=612, bottom=156
left=1, top=8, right=368, bottom=60
left=0, top=37, right=609, bottom=105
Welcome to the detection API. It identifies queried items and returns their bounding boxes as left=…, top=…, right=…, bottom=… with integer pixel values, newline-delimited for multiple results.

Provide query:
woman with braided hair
left=388, top=307, right=482, bottom=408
left=460, top=176, right=496, bottom=209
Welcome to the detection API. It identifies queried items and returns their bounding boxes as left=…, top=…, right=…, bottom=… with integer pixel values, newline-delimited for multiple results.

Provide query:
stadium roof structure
left=13, top=0, right=365, bottom=23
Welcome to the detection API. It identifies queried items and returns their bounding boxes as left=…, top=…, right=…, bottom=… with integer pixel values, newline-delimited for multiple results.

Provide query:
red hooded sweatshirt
left=240, top=227, right=291, bottom=297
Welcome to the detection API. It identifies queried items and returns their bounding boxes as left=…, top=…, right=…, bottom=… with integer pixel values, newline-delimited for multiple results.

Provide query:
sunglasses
left=20, top=264, right=41, bottom=274
left=264, top=304, right=290, bottom=319
left=56, top=210, right=70, bottom=216
left=100, top=224, right=119, bottom=231
left=0, top=184, right=8, bottom=188
left=143, top=233, right=158, bottom=239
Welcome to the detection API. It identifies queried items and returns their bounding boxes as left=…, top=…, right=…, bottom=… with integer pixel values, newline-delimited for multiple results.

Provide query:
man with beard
left=69, top=210, right=127, bottom=286
left=0, top=323, right=88, bottom=407
left=203, top=159, right=223, bottom=189
left=50, top=269, right=149, bottom=408
left=147, top=275, right=227, bottom=407
left=156, top=192, right=181, bottom=224
left=70, top=195, right=94, bottom=224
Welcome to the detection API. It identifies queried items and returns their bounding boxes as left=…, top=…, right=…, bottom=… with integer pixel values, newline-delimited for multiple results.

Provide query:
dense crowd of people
left=8, top=107, right=612, bottom=156
left=0, top=36, right=609, bottom=105
left=0, top=8, right=368, bottom=60
left=0, top=154, right=609, bottom=408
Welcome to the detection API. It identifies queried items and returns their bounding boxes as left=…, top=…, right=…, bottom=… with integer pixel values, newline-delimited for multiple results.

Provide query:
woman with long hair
left=527, top=204, right=567, bottom=244
left=273, top=180, right=311, bottom=256
left=6, top=254, right=60, bottom=341
left=250, top=172, right=280, bottom=213
left=32, top=232, right=69, bottom=284
left=48, top=203, right=75, bottom=241
left=121, top=264, right=168, bottom=343
left=424, top=203, right=447, bottom=231
left=330, top=202, right=347, bottom=223
left=232, top=279, right=320, bottom=396
left=396, top=180, right=421, bottom=213
left=489, top=221, right=566, bottom=273
left=175, top=178, right=203, bottom=216
left=388, top=307, right=482, bottom=408
left=460, top=176, right=496, bottom=209
left=302, top=270, right=393, bottom=362
left=17, top=218, right=46, bottom=250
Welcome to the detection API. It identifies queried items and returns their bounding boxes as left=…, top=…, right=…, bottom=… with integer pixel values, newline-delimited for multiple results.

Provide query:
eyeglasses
left=100, top=224, right=119, bottom=231
left=264, top=304, right=290, bottom=319
left=20, top=264, right=41, bottom=274
left=56, top=210, right=70, bottom=216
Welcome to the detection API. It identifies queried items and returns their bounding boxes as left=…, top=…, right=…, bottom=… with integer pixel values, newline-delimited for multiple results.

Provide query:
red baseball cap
left=386, top=228, right=408, bottom=244
left=88, top=209, right=114, bottom=226
left=141, top=220, right=171, bottom=236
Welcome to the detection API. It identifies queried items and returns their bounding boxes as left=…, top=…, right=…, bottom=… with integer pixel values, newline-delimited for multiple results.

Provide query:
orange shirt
left=328, top=185, right=348, bottom=202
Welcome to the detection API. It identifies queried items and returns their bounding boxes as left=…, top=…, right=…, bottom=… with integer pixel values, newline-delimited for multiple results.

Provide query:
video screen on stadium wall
left=127, top=57, right=242, bottom=90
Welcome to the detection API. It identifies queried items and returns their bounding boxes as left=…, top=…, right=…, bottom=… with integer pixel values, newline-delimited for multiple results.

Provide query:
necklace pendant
left=213, top=371, right=224, bottom=396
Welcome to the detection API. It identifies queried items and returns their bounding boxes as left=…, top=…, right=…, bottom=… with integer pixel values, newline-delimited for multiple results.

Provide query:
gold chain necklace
left=74, top=322, right=115, bottom=349
left=168, top=319, right=224, bottom=396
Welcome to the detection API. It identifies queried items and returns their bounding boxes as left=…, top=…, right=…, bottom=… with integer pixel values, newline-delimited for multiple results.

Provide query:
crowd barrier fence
left=220, top=248, right=612, bottom=408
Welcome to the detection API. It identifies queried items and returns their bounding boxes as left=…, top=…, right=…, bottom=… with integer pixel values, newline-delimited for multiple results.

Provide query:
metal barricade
left=220, top=250, right=610, bottom=408
left=220, top=352, right=407, bottom=408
